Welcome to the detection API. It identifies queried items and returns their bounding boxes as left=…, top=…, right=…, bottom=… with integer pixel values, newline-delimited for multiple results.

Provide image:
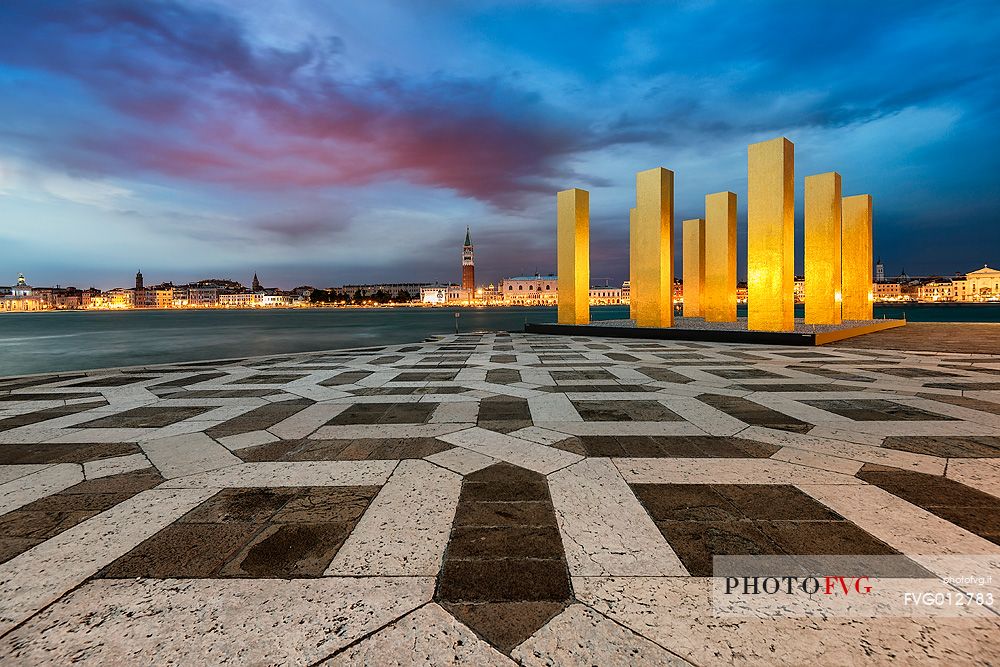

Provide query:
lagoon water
left=1, top=304, right=998, bottom=377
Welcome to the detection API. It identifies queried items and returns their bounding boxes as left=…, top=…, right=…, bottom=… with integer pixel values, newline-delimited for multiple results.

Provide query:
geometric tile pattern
left=2, top=332, right=1000, bottom=663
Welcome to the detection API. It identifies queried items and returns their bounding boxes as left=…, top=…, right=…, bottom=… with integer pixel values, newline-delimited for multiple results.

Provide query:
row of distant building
left=1, top=227, right=997, bottom=312
left=3, top=263, right=997, bottom=313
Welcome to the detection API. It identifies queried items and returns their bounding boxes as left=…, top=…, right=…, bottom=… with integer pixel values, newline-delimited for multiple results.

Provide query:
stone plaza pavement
left=1, top=332, right=1000, bottom=664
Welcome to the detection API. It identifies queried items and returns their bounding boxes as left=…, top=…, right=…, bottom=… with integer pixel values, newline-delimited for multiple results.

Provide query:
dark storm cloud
left=0, top=0, right=585, bottom=208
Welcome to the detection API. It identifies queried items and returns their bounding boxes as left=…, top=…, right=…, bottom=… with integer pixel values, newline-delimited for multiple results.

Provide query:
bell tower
left=135, top=270, right=143, bottom=291
left=462, top=227, right=475, bottom=290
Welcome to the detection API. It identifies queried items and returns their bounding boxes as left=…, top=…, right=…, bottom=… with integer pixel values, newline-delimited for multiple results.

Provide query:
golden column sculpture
left=629, top=207, right=637, bottom=321
left=842, top=194, right=873, bottom=320
left=633, top=168, right=674, bottom=328
left=747, top=137, right=794, bottom=331
left=682, top=218, right=705, bottom=317
left=804, top=172, right=843, bottom=325
left=557, top=188, right=590, bottom=325
left=704, top=191, right=737, bottom=322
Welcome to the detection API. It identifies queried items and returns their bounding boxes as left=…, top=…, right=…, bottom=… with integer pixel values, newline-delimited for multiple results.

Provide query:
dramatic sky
left=1, top=0, right=997, bottom=289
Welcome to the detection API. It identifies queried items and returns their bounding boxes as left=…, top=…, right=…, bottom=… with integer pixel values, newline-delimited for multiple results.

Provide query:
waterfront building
left=89, top=288, right=134, bottom=309
left=462, top=227, right=475, bottom=290
left=621, top=280, right=631, bottom=305
left=962, top=265, right=1000, bottom=301
left=874, top=282, right=904, bottom=301
left=875, top=258, right=885, bottom=283
left=448, top=286, right=474, bottom=304
left=154, top=286, right=174, bottom=309
left=333, top=283, right=436, bottom=299
left=261, top=294, right=293, bottom=307
left=186, top=287, right=219, bottom=307
left=0, top=274, right=44, bottom=311
left=501, top=274, right=558, bottom=305
left=917, top=278, right=954, bottom=302
left=590, top=285, right=622, bottom=304
left=218, top=292, right=263, bottom=308
left=420, top=286, right=450, bottom=304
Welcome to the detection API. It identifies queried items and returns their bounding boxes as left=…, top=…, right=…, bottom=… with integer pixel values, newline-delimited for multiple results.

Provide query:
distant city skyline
left=1, top=1, right=998, bottom=287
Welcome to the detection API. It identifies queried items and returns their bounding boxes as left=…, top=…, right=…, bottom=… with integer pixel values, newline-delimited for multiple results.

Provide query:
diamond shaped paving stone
left=707, top=368, right=786, bottom=380
left=631, top=483, right=918, bottom=577
left=552, top=435, right=778, bottom=458
left=66, top=375, right=156, bottom=387
left=78, top=406, right=213, bottom=428
left=229, top=374, right=307, bottom=385
left=572, top=399, right=682, bottom=422
left=99, top=485, right=381, bottom=579
left=327, top=402, right=437, bottom=425
left=802, top=399, right=956, bottom=421
left=436, top=463, right=571, bottom=653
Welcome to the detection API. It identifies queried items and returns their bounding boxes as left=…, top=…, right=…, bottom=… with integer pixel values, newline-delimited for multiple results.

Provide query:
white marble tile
left=0, top=463, right=82, bottom=515
left=43, top=427, right=155, bottom=444
left=216, top=430, right=280, bottom=451
left=140, top=432, right=242, bottom=479
left=658, top=396, right=747, bottom=436
left=549, top=458, right=686, bottom=576
left=0, top=464, right=52, bottom=486
left=946, top=458, right=1000, bottom=498
left=83, top=453, right=152, bottom=480
left=770, top=447, right=864, bottom=475
left=0, top=577, right=434, bottom=665
left=528, top=394, right=582, bottom=422
left=512, top=603, right=691, bottom=666
left=506, top=425, right=574, bottom=446
left=738, top=426, right=946, bottom=475
left=801, top=483, right=1000, bottom=556
left=329, top=603, right=513, bottom=666
left=438, top=427, right=582, bottom=475
left=0, top=487, right=215, bottom=635
left=161, top=460, right=396, bottom=488
left=615, top=457, right=865, bottom=485
left=805, top=425, right=884, bottom=446
left=266, top=402, right=350, bottom=439
left=424, top=447, right=497, bottom=475
left=429, top=401, right=480, bottom=423
left=326, top=460, right=461, bottom=576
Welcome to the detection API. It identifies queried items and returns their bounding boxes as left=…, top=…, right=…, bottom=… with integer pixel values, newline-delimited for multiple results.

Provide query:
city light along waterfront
left=2, top=304, right=999, bottom=377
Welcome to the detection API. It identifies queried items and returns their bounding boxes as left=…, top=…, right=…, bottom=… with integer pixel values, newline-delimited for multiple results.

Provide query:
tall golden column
left=557, top=188, right=590, bottom=325
left=629, top=207, right=637, bottom=321
left=682, top=218, right=705, bottom=317
left=633, top=168, right=674, bottom=328
left=704, top=191, right=737, bottom=322
left=747, top=137, right=794, bottom=331
left=804, top=172, right=843, bottom=325
left=842, top=194, right=873, bottom=320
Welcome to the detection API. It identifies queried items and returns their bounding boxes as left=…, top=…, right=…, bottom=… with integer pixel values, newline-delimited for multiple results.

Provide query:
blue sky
left=1, top=0, right=997, bottom=289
